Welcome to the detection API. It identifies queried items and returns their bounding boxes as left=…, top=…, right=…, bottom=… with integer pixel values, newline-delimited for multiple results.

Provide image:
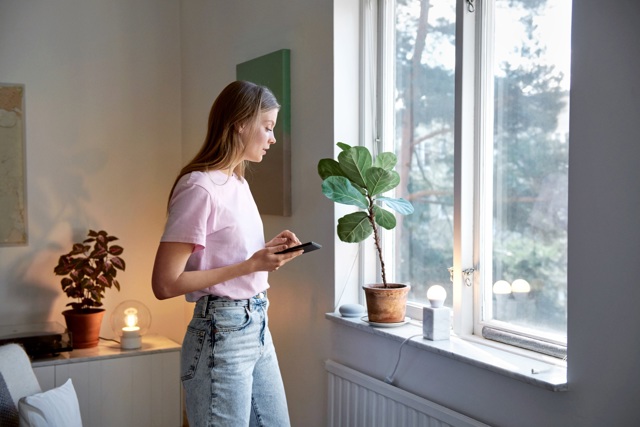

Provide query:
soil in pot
left=363, top=284, right=410, bottom=323
left=62, top=309, right=105, bottom=349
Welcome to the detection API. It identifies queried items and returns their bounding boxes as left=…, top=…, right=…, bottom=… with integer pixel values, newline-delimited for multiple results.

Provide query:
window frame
left=361, top=0, right=568, bottom=352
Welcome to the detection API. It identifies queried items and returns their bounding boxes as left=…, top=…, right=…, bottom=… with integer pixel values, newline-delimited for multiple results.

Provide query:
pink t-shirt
left=160, top=170, right=268, bottom=301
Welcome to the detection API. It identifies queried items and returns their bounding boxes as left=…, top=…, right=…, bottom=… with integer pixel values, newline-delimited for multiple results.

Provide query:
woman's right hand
left=249, top=246, right=303, bottom=272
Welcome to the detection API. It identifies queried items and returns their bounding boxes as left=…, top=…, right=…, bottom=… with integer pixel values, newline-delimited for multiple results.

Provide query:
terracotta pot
left=362, top=284, right=410, bottom=323
left=62, top=309, right=105, bottom=349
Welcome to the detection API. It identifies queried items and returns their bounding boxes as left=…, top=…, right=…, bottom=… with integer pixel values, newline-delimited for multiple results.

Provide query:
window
left=364, top=0, right=571, bottom=351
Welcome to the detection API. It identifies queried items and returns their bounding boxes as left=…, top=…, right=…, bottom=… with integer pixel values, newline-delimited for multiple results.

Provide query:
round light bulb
left=511, top=279, right=531, bottom=293
left=110, top=300, right=151, bottom=350
left=493, top=280, right=512, bottom=295
left=427, top=285, right=447, bottom=308
left=124, top=307, right=139, bottom=329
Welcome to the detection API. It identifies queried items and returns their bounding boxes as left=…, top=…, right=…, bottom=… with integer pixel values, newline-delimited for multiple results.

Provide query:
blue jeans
left=181, top=293, right=290, bottom=427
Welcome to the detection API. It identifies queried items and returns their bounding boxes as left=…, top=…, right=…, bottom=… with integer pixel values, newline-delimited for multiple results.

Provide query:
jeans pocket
left=213, top=306, right=251, bottom=332
left=181, top=324, right=206, bottom=381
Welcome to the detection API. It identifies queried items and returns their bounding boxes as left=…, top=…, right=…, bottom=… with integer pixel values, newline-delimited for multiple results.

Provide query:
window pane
left=393, top=0, right=456, bottom=306
left=487, top=0, right=570, bottom=339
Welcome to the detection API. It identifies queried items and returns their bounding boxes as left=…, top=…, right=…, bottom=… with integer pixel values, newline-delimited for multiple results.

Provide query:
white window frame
left=360, top=0, right=568, bottom=351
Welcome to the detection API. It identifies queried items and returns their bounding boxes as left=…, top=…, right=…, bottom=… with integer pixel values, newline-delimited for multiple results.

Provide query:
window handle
left=462, top=268, right=475, bottom=287
left=447, top=267, right=476, bottom=287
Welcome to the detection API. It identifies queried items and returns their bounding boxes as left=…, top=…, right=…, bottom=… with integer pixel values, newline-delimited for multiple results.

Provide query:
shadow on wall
left=0, top=143, right=109, bottom=326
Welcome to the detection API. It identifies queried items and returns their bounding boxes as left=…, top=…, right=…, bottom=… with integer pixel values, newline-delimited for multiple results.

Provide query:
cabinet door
left=32, top=365, right=55, bottom=391
left=54, top=351, right=181, bottom=427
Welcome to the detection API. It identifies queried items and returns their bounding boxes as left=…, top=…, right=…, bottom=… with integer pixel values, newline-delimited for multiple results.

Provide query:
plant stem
left=367, top=195, right=387, bottom=288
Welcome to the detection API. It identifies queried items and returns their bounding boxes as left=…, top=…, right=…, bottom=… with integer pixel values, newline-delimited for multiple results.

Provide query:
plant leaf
left=71, top=243, right=85, bottom=255
left=336, top=142, right=352, bottom=151
left=377, top=196, right=415, bottom=215
left=338, top=146, right=372, bottom=189
left=321, top=176, right=369, bottom=209
left=373, top=152, right=397, bottom=171
left=96, top=275, right=109, bottom=287
left=111, top=257, right=126, bottom=271
left=109, top=245, right=124, bottom=256
left=90, top=247, right=107, bottom=258
left=317, top=158, right=346, bottom=180
left=61, top=277, right=73, bottom=291
left=337, top=211, right=373, bottom=243
left=374, top=206, right=397, bottom=230
left=365, top=168, right=400, bottom=196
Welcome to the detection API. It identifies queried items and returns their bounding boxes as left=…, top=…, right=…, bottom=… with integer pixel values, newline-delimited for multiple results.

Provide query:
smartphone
left=275, top=241, right=322, bottom=255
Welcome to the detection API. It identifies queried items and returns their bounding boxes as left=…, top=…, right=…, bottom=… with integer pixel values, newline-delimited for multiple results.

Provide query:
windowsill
left=326, top=312, right=568, bottom=392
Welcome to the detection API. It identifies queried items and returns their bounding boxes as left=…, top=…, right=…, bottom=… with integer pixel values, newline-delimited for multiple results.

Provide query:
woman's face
left=241, top=109, right=278, bottom=163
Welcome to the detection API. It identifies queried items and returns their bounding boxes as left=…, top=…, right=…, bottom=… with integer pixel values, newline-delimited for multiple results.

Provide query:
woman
left=152, top=80, right=302, bottom=426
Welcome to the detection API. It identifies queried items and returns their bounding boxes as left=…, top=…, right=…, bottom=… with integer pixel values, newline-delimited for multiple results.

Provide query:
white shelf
left=32, top=334, right=182, bottom=427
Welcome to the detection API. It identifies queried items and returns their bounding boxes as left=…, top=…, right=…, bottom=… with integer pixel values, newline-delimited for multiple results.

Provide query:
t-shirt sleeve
left=160, top=178, right=212, bottom=252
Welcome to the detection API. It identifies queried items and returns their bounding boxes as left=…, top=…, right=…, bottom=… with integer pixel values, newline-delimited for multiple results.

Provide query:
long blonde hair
left=168, top=81, right=280, bottom=205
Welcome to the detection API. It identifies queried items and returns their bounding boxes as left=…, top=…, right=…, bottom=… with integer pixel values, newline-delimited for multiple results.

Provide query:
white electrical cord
left=384, top=334, right=423, bottom=385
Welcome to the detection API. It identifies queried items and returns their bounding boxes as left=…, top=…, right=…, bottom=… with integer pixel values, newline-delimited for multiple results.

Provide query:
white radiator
left=326, top=360, right=489, bottom=427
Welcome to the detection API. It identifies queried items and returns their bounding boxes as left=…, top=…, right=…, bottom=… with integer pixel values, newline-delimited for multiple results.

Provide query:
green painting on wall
left=237, top=49, right=291, bottom=216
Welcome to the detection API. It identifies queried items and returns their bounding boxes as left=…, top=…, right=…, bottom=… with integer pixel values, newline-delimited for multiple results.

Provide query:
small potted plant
left=54, top=229, right=126, bottom=348
left=318, top=142, right=414, bottom=323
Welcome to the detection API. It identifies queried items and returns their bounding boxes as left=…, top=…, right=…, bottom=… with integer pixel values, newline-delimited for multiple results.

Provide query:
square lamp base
left=423, top=306, right=451, bottom=341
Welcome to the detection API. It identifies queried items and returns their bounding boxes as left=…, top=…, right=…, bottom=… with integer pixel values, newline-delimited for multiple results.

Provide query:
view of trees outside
left=392, top=0, right=570, bottom=338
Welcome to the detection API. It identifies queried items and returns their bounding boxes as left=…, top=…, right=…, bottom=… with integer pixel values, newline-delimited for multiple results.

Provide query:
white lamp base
left=121, top=331, right=142, bottom=350
left=423, top=306, right=451, bottom=341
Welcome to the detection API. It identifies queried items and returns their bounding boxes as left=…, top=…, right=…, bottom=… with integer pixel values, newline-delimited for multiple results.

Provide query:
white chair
left=0, top=343, right=42, bottom=425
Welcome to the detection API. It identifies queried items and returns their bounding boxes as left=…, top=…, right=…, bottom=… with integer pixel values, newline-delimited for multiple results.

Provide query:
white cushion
left=0, top=344, right=41, bottom=405
left=18, top=379, right=82, bottom=427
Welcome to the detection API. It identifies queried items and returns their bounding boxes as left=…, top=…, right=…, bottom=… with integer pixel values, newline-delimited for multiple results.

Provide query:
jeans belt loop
left=201, top=295, right=210, bottom=317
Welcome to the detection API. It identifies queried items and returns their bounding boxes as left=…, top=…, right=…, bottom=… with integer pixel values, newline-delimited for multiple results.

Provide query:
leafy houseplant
left=54, top=229, right=126, bottom=348
left=318, top=143, right=414, bottom=323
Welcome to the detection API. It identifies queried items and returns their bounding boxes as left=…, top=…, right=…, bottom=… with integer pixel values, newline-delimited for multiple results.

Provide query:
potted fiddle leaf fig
left=54, top=229, right=126, bottom=348
left=318, top=142, right=414, bottom=323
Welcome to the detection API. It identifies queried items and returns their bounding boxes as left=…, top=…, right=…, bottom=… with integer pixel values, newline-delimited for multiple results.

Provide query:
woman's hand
left=265, top=229, right=301, bottom=250
left=252, top=230, right=303, bottom=272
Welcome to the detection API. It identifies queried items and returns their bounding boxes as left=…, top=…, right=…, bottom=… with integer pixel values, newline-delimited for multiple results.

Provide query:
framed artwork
left=0, top=83, right=27, bottom=244
left=237, top=49, right=291, bottom=216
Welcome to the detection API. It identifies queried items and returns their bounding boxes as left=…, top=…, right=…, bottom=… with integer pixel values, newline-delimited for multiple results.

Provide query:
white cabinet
left=32, top=335, right=182, bottom=427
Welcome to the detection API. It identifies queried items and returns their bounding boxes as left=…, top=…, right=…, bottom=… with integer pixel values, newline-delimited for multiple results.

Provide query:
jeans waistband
left=194, top=292, right=267, bottom=318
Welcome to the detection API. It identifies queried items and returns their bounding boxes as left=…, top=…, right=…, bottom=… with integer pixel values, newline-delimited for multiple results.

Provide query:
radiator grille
left=326, top=360, right=489, bottom=427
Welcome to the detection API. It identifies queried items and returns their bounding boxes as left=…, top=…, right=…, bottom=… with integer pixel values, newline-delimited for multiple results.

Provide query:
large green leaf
left=377, top=196, right=415, bottom=215
left=338, top=146, right=371, bottom=188
left=321, top=176, right=369, bottom=209
left=337, top=211, right=373, bottom=243
left=336, top=142, right=352, bottom=151
left=365, top=168, right=400, bottom=196
left=373, top=152, right=397, bottom=171
left=317, top=158, right=345, bottom=180
left=374, top=206, right=397, bottom=229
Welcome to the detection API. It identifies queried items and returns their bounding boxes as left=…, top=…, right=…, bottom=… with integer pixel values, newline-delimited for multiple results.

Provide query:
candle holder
left=110, top=300, right=151, bottom=350
left=423, top=285, right=450, bottom=341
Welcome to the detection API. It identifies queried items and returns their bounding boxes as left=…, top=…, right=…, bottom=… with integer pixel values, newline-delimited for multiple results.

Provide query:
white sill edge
left=326, top=312, right=568, bottom=392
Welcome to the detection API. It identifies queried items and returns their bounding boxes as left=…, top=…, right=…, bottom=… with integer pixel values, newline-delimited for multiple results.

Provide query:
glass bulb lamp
left=110, top=300, right=151, bottom=350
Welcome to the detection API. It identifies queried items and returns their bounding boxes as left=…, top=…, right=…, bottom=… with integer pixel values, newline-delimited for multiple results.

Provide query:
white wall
left=0, top=1, right=337, bottom=425
left=0, top=0, right=186, bottom=343
left=179, top=1, right=335, bottom=425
